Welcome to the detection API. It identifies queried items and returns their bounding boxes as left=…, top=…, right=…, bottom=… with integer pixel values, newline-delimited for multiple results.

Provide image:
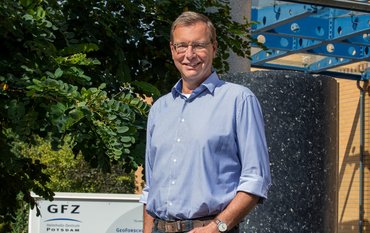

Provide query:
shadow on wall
left=338, top=97, right=370, bottom=229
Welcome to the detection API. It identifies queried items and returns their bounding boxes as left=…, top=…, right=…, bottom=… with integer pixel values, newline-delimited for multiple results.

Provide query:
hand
left=187, top=222, right=219, bottom=233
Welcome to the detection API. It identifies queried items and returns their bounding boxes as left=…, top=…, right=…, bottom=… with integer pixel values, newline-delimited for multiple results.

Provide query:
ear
left=170, top=42, right=176, bottom=59
left=170, top=42, right=176, bottom=55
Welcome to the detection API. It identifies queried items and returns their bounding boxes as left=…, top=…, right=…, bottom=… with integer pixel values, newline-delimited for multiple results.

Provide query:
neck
left=181, top=72, right=212, bottom=94
left=181, top=83, right=195, bottom=94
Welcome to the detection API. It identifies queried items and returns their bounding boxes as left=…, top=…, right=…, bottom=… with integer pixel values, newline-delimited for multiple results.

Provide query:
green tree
left=10, top=137, right=136, bottom=232
left=58, top=0, right=255, bottom=92
left=0, top=0, right=256, bottom=231
left=0, top=0, right=149, bottom=230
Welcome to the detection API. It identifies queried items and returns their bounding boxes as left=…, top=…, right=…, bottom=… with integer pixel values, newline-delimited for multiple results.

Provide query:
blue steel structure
left=250, top=0, right=370, bottom=80
left=250, top=2, right=370, bottom=233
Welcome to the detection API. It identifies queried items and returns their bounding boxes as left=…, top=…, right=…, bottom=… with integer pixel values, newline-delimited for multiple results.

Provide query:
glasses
left=172, top=41, right=212, bottom=54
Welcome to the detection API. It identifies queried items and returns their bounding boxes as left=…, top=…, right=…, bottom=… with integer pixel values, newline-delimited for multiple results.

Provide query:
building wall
left=337, top=79, right=370, bottom=233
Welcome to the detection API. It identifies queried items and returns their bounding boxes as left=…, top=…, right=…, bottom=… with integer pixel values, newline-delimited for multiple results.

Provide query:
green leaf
left=50, top=103, right=67, bottom=115
left=20, top=0, right=33, bottom=7
left=22, top=13, right=34, bottom=21
left=116, top=126, right=129, bottom=133
left=99, top=83, right=106, bottom=89
left=36, top=6, right=46, bottom=19
left=68, top=109, right=84, bottom=120
left=108, top=114, right=117, bottom=120
left=54, top=68, right=63, bottom=78
left=132, top=80, right=161, bottom=99
left=121, top=136, right=132, bottom=143
left=59, top=43, right=100, bottom=56
left=130, top=98, right=140, bottom=105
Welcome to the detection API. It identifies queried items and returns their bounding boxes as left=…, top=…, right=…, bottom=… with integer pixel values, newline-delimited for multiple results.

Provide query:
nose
left=184, top=45, right=196, bottom=59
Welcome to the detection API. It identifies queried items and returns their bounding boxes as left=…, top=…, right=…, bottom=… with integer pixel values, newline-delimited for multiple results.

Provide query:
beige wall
left=337, top=79, right=370, bottom=232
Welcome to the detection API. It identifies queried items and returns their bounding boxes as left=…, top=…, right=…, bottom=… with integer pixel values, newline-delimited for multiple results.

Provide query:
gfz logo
left=47, top=204, right=80, bottom=214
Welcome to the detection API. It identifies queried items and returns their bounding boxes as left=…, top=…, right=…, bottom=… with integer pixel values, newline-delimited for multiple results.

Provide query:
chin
left=183, top=72, right=202, bottom=79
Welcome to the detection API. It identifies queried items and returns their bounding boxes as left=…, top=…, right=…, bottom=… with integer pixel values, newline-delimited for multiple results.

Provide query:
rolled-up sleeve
left=139, top=187, right=149, bottom=204
left=236, top=95, right=271, bottom=200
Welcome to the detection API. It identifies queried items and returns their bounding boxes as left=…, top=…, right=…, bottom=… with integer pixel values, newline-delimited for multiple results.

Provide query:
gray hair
left=170, top=11, right=217, bottom=43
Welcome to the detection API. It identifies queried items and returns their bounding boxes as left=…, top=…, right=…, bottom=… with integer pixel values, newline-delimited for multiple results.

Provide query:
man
left=140, top=11, right=271, bottom=233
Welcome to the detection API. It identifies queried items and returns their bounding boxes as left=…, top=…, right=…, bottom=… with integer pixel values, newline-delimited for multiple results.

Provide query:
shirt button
left=176, top=138, right=181, bottom=142
left=173, top=159, right=177, bottom=163
left=181, top=118, right=185, bottom=122
left=171, top=181, right=175, bottom=185
left=169, top=202, right=173, bottom=206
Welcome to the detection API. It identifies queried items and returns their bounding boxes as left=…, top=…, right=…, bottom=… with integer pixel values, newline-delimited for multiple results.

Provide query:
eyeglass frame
left=171, top=41, right=213, bottom=54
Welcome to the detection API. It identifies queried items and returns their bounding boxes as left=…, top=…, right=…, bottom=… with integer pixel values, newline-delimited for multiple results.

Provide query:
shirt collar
left=171, top=71, right=222, bottom=98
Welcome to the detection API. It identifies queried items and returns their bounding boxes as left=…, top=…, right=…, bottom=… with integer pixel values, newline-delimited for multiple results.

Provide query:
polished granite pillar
left=222, top=71, right=338, bottom=233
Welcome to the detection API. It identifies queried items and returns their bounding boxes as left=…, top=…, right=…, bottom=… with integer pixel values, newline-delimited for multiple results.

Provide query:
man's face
left=170, top=22, right=217, bottom=89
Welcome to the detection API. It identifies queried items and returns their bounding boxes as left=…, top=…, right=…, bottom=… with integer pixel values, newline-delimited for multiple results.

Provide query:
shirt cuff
left=139, top=188, right=149, bottom=204
left=237, top=175, right=271, bottom=200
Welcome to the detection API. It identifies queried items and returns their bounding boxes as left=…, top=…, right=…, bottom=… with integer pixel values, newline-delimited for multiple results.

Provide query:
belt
left=155, top=218, right=213, bottom=232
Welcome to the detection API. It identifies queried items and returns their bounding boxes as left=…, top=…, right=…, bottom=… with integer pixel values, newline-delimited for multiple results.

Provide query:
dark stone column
left=222, top=71, right=338, bottom=233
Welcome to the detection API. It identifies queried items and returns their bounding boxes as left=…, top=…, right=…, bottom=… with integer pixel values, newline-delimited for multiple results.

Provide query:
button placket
left=167, top=99, right=187, bottom=213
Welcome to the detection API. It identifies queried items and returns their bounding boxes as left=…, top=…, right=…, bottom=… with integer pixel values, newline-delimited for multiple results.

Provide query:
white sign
left=29, top=192, right=143, bottom=233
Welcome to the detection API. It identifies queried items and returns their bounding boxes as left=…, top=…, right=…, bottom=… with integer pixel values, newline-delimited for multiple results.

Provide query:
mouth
left=183, top=62, right=202, bottom=69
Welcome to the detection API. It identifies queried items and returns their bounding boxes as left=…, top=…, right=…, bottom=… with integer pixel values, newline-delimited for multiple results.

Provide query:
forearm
left=188, top=191, right=259, bottom=233
left=216, top=191, right=259, bottom=229
left=143, top=205, right=155, bottom=233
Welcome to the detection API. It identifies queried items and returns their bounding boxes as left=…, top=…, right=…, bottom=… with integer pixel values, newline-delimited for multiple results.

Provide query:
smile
left=183, top=62, right=202, bottom=68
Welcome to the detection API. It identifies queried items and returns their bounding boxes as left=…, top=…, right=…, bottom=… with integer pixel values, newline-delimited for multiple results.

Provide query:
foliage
left=9, top=198, right=29, bottom=233
left=23, top=137, right=136, bottom=193
left=57, top=0, right=257, bottom=92
left=10, top=138, right=136, bottom=232
left=0, top=0, right=256, bottom=230
left=0, top=0, right=149, bottom=229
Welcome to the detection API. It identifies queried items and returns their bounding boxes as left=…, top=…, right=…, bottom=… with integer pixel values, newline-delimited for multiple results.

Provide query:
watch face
left=218, top=222, right=228, bottom=232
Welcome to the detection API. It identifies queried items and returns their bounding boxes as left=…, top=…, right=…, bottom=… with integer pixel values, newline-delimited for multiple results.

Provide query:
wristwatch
left=214, top=218, right=228, bottom=232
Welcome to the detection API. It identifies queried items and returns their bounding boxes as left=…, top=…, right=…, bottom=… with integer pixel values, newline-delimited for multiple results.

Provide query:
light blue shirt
left=140, top=72, right=271, bottom=220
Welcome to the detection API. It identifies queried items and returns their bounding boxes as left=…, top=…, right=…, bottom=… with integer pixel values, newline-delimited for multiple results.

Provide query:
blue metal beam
left=251, top=3, right=318, bottom=33
left=259, top=16, right=329, bottom=40
left=344, top=34, right=370, bottom=47
left=252, top=49, right=289, bottom=65
left=253, top=40, right=370, bottom=71
left=306, top=43, right=370, bottom=60
left=255, top=9, right=370, bottom=42
left=307, top=57, right=352, bottom=72
left=251, top=35, right=322, bottom=65
left=250, top=1, right=370, bottom=78
left=331, top=13, right=370, bottom=41
left=253, top=32, right=370, bottom=56
left=305, top=47, right=370, bottom=72
left=252, top=62, right=306, bottom=72
left=282, top=0, right=370, bottom=13
left=254, top=34, right=322, bottom=51
left=251, top=63, right=362, bottom=80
